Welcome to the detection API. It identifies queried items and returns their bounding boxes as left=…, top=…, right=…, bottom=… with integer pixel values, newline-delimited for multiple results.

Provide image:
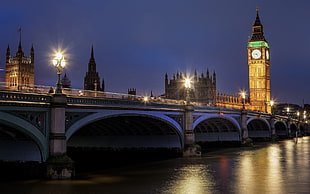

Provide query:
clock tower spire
left=247, top=8, right=271, bottom=113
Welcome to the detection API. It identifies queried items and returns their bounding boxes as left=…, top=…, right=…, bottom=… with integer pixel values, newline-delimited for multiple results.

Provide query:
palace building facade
left=165, top=70, right=216, bottom=105
left=5, top=38, right=34, bottom=91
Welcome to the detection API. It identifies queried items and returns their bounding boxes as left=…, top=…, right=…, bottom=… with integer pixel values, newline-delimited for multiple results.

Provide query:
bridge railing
left=0, top=83, right=296, bottom=121
left=0, top=90, right=52, bottom=104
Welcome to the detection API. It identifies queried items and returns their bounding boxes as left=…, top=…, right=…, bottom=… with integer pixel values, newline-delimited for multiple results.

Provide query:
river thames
left=1, top=137, right=310, bottom=194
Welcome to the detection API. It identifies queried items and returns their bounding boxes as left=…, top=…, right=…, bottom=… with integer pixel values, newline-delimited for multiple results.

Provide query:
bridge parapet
left=0, top=90, right=51, bottom=105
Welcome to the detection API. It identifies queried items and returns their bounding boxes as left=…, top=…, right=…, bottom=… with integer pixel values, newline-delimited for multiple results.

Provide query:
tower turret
left=6, top=45, right=10, bottom=63
left=30, top=44, right=34, bottom=63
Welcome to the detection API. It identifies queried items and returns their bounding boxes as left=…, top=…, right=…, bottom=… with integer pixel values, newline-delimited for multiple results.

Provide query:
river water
left=2, top=137, right=310, bottom=194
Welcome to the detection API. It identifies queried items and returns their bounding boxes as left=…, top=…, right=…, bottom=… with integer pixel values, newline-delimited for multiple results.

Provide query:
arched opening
left=68, top=115, right=182, bottom=148
left=275, top=121, right=287, bottom=136
left=194, top=117, right=240, bottom=142
left=247, top=119, right=270, bottom=138
left=67, top=114, right=183, bottom=170
left=0, top=123, right=42, bottom=162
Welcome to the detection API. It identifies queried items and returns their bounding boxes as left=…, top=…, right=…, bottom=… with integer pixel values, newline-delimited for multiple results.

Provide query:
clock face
left=252, top=49, right=261, bottom=59
left=266, top=50, right=270, bottom=60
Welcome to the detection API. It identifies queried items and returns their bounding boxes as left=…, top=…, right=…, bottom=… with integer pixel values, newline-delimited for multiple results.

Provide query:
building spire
left=91, top=44, right=94, bottom=59
left=88, top=45, right=96, bottom=72
left=18, top=27, right=22, bottom=48
left=250, top=7, right=266, bottom=42
left=16, top=27, right=24, bottom=57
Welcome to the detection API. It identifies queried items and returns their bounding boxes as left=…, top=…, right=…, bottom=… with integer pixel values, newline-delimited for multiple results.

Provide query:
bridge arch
left=193, top=115, right=241, bottom=142
left=66, top=111, right=184, bottom=148
left=274, top=121, right=287, bottom=136
left=247, top=118, right=270, bottom=138
left=0, top=112, right=48, bottom=161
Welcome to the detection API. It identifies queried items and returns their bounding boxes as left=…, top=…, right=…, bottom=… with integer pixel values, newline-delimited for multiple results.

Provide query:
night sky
left=0, top=0, right=310, bottom=105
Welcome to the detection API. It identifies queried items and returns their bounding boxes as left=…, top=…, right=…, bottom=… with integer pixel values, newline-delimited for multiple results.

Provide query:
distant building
left=165, top=70, right=216, bottom=105
left=5, top=33, right=34, bottom=91
left=273, top=103, right=302, bottom=118
left=128, top=88, right=136, bottom=96
left=84, top=46, right=104, bottom=91
left=61, top=73, right=71, bottom=88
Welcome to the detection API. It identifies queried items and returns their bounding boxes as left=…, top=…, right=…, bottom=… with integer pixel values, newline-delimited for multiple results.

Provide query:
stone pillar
left=287, top=118, right=291, bottom=137
left=46, top=94, right=74, bottom=179
left=184, top=105, right=194, bottom=145
left=241, top=109, right=248, bottom=139
left=50, top=95, right=67, bottom=155
left=241, top=109, right=252, bottom=145
left=183, top=104, right=201, bottom=157
left=270, top=114, right=275, bottom=134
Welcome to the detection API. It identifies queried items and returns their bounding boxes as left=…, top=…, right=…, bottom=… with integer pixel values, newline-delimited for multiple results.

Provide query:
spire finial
left=91, top=45, right=94, bottom=59
left=256, top=5, right=259, bottom=12
left=18, top=26, right=22, bottom=48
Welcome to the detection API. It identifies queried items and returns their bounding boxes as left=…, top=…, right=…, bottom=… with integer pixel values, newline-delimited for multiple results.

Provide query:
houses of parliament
left=5, top=34, right=105, bottom=93
left=3, top=9, right=271, bottom=113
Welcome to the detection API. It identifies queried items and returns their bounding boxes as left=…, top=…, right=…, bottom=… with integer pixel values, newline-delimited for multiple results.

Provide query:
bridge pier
left=241, top=109, right=252, bottom=145
left=287, top=118, right=291, bottom=137
left=270, top=114, right=277, bottom=141
left=46, top=94, right=74, bottom=179
left=183, top=104, right=201, bottom=157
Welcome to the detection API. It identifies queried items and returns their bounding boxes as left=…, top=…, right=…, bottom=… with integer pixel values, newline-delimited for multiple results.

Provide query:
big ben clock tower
left=248, top=8, right=271, bottom=113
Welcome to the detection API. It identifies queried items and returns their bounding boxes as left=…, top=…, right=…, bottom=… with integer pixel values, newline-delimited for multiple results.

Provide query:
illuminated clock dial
left=266, top=50, right=270, bottom=60
left=251, top=49, right=261, bottom=59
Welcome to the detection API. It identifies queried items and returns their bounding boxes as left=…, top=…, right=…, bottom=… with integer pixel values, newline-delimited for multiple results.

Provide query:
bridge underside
left=194, top=117, right=240, bottom=142
left=0, top=123, right=41, bottom=162
left=275, top=122, right=287, bottom=136
left=248, top=119, right=270, bottom=138
left=68, top=115, right=182, bottom=148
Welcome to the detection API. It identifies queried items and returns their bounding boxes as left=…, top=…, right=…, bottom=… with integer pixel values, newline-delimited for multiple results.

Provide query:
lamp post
left=240, top=91, right=246, bottom=110
left=185, top=78, right=191, bottom=105
left=53, top=52, right=66, bottom=94
left=270, top=100, right=276, bottom=139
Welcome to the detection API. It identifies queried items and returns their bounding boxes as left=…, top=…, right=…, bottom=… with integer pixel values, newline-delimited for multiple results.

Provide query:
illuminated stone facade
left=165, top=70, right=216, bottom=105
left=5, top=40, right=34, bottom=91
left=248, top=9, right=271, bottom=113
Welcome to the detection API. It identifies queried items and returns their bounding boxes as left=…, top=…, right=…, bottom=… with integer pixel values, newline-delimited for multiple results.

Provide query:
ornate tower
left=248, top=8, right=271, bottom=113
left=5, top=30, right=34, bottom=91
left=84, top=46, right=104, bottom=91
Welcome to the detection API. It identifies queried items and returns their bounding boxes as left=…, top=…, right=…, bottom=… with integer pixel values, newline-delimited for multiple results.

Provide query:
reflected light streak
left=236, top=152, right=254, bottom=193
left=162, top=164, right=214, bottom=194
left=267, top=145, right=284, bottom=194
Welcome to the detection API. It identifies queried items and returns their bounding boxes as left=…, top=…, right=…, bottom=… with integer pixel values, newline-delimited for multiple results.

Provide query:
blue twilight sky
left=0, top=0, right=310, bottom=105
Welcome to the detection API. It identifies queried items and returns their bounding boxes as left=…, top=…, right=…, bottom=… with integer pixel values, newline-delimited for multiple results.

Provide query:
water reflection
left=2, top=137, right=310, bottom=194
left=161, top=163, right=215, bottom=194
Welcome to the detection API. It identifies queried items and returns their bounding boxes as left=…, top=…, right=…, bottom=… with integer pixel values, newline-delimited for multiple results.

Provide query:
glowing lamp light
left=240, top=91, right=246, bottom=99
left=52, top=52, right=66, bottom=94
left=270, top=100, right=274, bottom=107
left=185, top=78, right=191, bottom=89
left=143, top=96, right=148, bottom=102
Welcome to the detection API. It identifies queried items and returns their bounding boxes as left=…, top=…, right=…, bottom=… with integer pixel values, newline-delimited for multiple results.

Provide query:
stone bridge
left=0, top=90, right=307, bottom=163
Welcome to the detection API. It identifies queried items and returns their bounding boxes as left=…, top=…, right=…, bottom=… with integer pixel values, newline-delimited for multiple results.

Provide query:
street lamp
left=184, top=78, right=191, bottom=105
left=240, top=91, right=246, bottom=109
left=52, top=52, right=66, bottom=94
left=286, top=107, right=290, bottom=117
left=270, top=100, right=275, bottom=114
